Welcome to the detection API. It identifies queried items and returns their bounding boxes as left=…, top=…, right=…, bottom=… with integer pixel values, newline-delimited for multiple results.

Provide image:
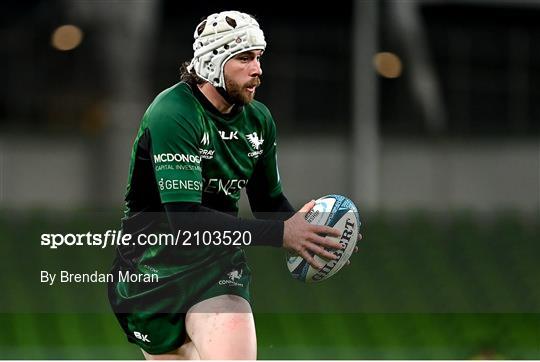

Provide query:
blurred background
left=0, top=0, right=538, bottom=359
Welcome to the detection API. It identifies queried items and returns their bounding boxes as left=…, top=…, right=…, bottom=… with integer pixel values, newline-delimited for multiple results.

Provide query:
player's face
left=223, top=50, right=263, bottom=105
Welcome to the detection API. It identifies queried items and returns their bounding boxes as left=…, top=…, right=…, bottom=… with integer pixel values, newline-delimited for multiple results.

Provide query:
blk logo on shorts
left=134, top=331, right=151, bottom=343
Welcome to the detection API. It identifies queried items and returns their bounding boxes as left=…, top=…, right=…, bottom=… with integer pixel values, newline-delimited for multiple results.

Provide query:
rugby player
left=108, top=10, right=360, bottom=360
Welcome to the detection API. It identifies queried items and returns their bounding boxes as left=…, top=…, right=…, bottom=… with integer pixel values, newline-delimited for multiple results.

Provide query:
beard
left=224, top=76, right=261, bottom=105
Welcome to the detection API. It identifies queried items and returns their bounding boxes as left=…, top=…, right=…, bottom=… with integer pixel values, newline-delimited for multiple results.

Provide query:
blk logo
left=134, top=331, right=151, bottom=342
left=219, top=131, right=238, bottom=140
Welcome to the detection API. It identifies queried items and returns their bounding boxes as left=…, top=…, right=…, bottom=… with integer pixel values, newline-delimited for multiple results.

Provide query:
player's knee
left=192, top=313, right=256, bottom=359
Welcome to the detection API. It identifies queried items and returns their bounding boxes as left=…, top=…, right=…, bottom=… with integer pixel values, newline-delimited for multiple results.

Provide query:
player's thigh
left=185, top=294, right=257, bottom=360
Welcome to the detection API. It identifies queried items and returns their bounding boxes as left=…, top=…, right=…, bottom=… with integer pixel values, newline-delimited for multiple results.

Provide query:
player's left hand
left=345, top=233, right=362, bottom=266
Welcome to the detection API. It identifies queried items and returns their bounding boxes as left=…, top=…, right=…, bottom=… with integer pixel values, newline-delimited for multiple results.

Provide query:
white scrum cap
left=187, top=10, right=266, bottom=88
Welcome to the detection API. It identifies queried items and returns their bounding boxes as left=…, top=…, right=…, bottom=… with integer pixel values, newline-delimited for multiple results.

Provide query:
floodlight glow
left=51, top=25, right=83, bottom=51
left=373, top=52, right=402, bottom=78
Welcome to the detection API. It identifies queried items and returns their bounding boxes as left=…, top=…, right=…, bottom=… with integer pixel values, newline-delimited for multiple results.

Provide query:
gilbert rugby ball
left=287, top=194, right=361, bottom=283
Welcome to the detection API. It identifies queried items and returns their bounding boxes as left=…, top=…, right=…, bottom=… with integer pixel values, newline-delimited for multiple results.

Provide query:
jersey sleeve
left=146, top=108, right=204, bottom=204
left=246, top=112, right=283, bottom=199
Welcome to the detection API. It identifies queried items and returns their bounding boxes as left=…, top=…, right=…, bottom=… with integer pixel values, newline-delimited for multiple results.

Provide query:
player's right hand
left=283, top=200, right=343, bottom=269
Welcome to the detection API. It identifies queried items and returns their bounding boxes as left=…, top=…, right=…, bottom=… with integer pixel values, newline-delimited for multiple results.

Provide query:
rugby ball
left=287, top=194, right=361, bottom=283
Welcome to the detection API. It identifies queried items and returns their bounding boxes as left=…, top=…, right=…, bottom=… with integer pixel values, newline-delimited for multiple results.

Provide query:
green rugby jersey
left=126, top=81, right=282, bottom=213
left=121, top=82, right=282, bottom=274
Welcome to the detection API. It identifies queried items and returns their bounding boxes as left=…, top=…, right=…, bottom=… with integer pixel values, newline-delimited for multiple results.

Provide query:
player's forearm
left=247, top=192, right=295, bottom=221
left=164, top=202, right=284, bottom=247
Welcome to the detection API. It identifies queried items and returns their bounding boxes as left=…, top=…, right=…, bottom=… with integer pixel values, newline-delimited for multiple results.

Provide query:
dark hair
left=179, top=61, right=206, bottom=86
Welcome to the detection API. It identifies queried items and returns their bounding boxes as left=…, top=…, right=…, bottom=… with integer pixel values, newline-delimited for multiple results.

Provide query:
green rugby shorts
left=108, top=248, right=251, bottom=354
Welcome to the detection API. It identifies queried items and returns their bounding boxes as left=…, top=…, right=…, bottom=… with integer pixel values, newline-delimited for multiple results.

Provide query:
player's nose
left=249, top=60, right=262, bottom=77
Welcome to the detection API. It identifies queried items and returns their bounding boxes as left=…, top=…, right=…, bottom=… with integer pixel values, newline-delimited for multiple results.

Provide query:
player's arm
left=163, top=199, right=343, bottom=262
left=246, top=158, right=295, bottom=221
left=163, top=201, right=283, bottom=247
left=164, top=200, right=343, bottom=270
